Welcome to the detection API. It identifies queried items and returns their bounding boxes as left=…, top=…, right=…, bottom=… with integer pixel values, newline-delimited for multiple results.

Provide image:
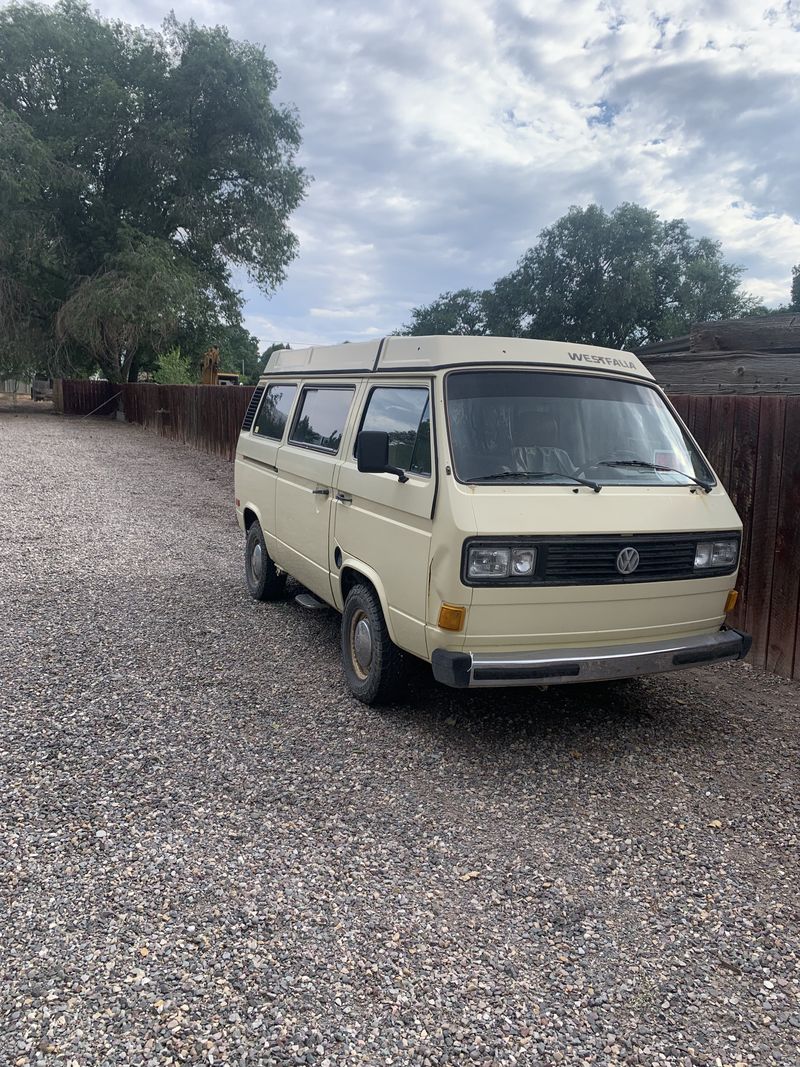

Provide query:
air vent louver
left=241, top=386, right=264, bottom=432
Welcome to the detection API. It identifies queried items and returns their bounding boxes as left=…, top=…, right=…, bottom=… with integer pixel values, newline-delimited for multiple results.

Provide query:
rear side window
left=290, top=386, right=355, bottom=453
left=359, top=387, right=432, bottom=476
left=253, top=383, right=297, bottom=440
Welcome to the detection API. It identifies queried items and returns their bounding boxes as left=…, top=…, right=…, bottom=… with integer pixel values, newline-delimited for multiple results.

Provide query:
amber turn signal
left=724, top=590, right=738, bottom=613
left=438, top=603, right=466, bottom=632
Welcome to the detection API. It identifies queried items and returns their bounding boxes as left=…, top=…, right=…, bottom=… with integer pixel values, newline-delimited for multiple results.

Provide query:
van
left=234, top=336, right=750, bottom=704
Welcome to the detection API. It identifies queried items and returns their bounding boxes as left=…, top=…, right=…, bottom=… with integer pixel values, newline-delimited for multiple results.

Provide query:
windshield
left=445, top=370, right=714, bottom=487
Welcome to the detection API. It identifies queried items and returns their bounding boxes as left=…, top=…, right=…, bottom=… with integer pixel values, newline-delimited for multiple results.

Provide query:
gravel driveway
left=1, top=406, right=799, bottom=1067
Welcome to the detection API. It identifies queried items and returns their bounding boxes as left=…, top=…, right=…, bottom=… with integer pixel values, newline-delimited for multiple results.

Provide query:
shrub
left=153, top=347, right=194, bottom=385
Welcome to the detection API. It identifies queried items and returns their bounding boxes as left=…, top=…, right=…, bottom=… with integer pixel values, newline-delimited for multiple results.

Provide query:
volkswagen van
left=234, top=336, right=750, bottom=704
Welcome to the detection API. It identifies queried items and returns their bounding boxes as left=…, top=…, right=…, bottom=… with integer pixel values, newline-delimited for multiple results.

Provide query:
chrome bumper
left=431, top=628, right=751, bottom=689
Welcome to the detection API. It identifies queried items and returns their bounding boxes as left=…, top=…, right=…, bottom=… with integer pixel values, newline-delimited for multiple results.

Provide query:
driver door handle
left=336, top=492, right=352, bottom=504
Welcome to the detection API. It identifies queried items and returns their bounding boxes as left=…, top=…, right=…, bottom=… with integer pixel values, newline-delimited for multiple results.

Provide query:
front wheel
left=244, top=520, right=286, bottom=601
left=341, top=583, right=405, bottom=705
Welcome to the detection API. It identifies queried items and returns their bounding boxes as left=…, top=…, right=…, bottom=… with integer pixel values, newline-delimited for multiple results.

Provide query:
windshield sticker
left=654, top=450, right=679, bottom=469
left=567, top=351, right=637, bottom=370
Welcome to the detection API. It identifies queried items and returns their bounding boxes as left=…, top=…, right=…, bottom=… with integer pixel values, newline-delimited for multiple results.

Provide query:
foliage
left=215, top=324, right=261, bottom=383
left=255, top=342, right=290, bottom=381
left=399, top=289, right=488, bottom=337
left=399, top=203, right=763, bottom=347
left=56, top=232, right=200, bottom=381
left=153, top=345, right=195, bottom=384
left=0, top=105, right=82, bottom=378
left=791, top=265, right=800, bottom=313
left=0, top=0, right=307, bottom=381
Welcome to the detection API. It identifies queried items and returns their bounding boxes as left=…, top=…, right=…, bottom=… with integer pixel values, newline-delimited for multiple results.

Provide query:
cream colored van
left=234, top=336, right=750, bottom=704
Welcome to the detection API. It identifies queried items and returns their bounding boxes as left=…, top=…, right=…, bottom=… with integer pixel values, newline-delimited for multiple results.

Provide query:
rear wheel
left=244, top=520, right=286, bottom=601
left=341, top=583, right=405, bottom=705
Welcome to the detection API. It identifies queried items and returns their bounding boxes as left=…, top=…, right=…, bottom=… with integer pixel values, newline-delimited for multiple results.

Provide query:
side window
left=359, top=387, right=432, bottom=476
left=253, top=383, right=297, bottom=440
left=289, top=387, right=355, bottom=453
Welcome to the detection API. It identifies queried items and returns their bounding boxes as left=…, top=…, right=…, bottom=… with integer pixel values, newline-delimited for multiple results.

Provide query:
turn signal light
left=438, top=604, right=466, bottom=632
left=725, top=590, right=738, bottom=613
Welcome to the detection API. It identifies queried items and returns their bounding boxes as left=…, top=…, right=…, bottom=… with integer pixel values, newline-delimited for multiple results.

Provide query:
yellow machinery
left=200, top=346, right=220, bottom=384
left=200, top=346, right=240, bottom=385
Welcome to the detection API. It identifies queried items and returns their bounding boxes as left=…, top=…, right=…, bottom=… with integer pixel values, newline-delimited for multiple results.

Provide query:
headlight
left=466, top=543, right=538, bottom=581
left=694, top=539, right=738, bottom=569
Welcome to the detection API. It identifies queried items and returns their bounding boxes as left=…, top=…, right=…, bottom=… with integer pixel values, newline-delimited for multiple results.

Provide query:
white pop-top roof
left=262, top=335, right=654, bottom=381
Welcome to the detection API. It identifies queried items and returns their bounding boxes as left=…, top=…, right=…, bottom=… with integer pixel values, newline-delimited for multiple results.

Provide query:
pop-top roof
left=263, top=335, right=654, bottom=381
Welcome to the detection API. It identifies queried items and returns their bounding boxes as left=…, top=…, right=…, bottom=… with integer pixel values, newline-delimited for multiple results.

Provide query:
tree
left=400, top=203, right=761, bottom=347
left=56, top=231, right=200, bottom=381
left=397, top=289, right=489, bottom=336
left=0, top=0, right=307, bottom=381
left=214, top=323, right=261, bottom=382
left=791, top=265, right=800, bottom=313
left=0, top=106, right=86, bottom=379
left=255, top=342, right=290, bottom=382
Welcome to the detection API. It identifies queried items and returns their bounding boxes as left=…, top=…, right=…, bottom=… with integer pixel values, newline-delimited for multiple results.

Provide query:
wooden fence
left=672, top=394, right=800, bottom=681
left=58, top=380, right=255, bottom=461
left=58, top=380, right=800, bottom=680
left=119, top=383, right=255, bottom=461
left=60, top=378, right=120, bottom=417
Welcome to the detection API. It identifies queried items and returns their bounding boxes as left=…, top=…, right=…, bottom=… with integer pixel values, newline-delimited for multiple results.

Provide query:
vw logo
left=616, top=547, right=640, bottom=575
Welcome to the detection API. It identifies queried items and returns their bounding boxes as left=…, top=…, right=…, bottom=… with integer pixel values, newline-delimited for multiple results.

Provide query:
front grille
left=461, top=533, right=740, bottom=587
left=543, top=537, right=698, bottom=584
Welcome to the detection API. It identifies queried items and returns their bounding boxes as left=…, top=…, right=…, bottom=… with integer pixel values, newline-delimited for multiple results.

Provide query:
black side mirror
left=356, top=430, right=408, bottom=482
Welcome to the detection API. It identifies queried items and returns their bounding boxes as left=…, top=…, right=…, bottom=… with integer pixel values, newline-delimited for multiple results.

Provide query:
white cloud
left=97, top=0, right=800, bottom=346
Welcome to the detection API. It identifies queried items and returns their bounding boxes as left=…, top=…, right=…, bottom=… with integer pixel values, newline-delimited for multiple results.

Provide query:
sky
left=98, top=0, right=800, bottom=350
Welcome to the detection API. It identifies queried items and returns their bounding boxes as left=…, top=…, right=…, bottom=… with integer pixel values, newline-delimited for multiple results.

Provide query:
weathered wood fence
left=119, top=383, right=255, bottom=460
left=57, top=380, right=800, bottom=680
left=672, top=394, right=799, bottom=681
left=57, top=380, right=255, bottom=460
left=59, top=378, right=121, bottom=417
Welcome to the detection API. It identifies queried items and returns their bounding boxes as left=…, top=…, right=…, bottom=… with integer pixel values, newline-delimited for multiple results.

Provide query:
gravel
left=1, top=404, right=799, bottom=1067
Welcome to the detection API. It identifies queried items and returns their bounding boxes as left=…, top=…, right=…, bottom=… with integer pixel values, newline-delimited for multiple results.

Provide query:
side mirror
left=356, top=430, right=408, bottom=482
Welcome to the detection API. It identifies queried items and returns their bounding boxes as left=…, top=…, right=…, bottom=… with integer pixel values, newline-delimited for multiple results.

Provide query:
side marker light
left=438, top=604, right=466, bottom=632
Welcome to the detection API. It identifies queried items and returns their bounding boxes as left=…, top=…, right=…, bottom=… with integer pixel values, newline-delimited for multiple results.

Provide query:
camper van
left=234, top=336, right=750, bottom=704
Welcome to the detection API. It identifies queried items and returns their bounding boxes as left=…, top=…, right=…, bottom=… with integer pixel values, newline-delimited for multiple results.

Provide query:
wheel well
left=243, top=507, right=258, bottom=531
left=340, top=566, right=373, bottom=602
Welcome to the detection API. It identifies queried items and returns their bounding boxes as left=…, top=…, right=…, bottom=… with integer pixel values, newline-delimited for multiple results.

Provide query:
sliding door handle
left=335, top=493, right=352, bottom=504
left=312, top=487, right=329, bottom=496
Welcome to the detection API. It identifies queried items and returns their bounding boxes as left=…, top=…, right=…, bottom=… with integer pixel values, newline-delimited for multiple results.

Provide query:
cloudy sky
left=100, top=0, right=800, bottom=350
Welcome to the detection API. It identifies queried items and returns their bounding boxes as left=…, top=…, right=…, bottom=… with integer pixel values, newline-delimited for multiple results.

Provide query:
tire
left=244, top=520, right=286, bottom=601
left=341, top=583, right=405, bottom=705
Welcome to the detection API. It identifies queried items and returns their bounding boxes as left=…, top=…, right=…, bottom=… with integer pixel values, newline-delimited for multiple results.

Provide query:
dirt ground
left=0, top=392, right=51, bottom=415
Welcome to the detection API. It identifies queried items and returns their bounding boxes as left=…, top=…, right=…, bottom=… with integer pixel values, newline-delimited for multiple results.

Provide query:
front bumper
left=431, top=627, right=752, bottom=688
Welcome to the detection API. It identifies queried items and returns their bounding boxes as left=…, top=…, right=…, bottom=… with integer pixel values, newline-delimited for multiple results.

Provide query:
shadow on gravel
left=282, top=586, right=722, bottom=761
left=404, top=666, right=679, bottom=739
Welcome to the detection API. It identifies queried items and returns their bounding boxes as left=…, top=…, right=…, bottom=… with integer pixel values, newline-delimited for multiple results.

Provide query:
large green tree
left=400, top=288, right=488, bottom=337
left=0, top=0, right=306, bottom=381
left=399, top=203, right=762, bottom=347
left=215, top=323, right=261, bottom=382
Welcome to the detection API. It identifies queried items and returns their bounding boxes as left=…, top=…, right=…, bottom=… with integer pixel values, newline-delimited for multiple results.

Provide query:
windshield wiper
left=598, top=460, right=712, bottom=493
left=469, top=470, right=602, bottom=493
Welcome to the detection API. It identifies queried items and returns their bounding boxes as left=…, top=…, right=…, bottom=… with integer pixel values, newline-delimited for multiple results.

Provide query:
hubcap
left=251, top=541, right=264, bottom=581
left=351, top=611, right=373, bottom=678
